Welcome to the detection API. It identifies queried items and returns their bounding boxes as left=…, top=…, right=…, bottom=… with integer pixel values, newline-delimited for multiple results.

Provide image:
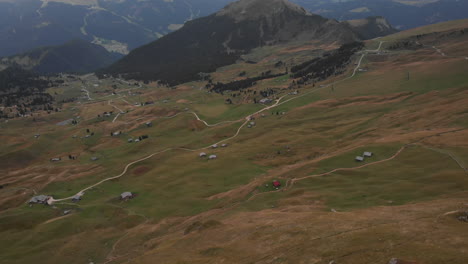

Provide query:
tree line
left=208, top=71, right=287, bottom=94
left=291, top=42, right=364, bottom=85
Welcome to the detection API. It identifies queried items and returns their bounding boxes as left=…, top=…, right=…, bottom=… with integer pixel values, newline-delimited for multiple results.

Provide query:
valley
left=0, top=15, right=468, bottom=264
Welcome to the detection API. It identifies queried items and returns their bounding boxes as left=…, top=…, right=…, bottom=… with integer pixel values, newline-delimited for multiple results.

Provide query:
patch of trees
left=208, top=71, right=286, bottom=94
left=138, top=135, right=149, bottom=141
left=388, top=40, right=423, bottom=50
left=274, top=61, right=284, bottom=67
left=0, top=67, right=61, bottom=117
left=259, top=88, right=276, bottom=98
left=396, top=28, right=468, bottom=50
left=413, top=28, right=467, bottom=41
left=0, top=67, right=50, bottom=95
left=291, top=42, right=364, bottom=85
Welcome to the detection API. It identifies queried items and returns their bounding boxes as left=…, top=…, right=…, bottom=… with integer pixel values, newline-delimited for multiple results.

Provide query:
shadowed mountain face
left=0, top=0, right=233, bottom=57
left=294, top=0, right=468, bottom=30
left=101, top=0, right=395, bottom=85
left=0, top=0, right=465, bottom=58
left=345, top=16, right=399, bottom=40
left=0, top=39, right=122, bottom=74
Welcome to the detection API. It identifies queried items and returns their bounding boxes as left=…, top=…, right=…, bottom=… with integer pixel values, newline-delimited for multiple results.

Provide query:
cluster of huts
left=128, top=135, right=149, bottom=143
left=29, top=191, right=135, bottom=206
left=198, top=143, right=229, bottom=160
left=355, top=151, right=373, bottom=162
left=199, top=152, right=217, bottom=160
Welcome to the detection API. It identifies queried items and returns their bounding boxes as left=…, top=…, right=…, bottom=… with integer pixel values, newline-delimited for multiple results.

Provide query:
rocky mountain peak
left=216, top=0, right=311, bottom=22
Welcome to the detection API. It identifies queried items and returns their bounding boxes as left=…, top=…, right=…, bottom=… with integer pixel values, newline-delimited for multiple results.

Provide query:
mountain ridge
left=101, top=0, right=396, bottom=85
left=0, top=39, right=122, bottom=74
left=217, top=0, right=311, bottom=21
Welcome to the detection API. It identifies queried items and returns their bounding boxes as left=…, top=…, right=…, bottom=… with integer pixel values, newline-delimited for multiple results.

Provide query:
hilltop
left=217, top=0, right=311, bottom=21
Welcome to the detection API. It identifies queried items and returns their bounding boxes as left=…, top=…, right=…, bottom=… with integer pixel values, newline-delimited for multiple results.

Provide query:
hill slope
left=346, top=16, right=399, bottom=39
left=0, top=18, right=467, bottom=264
left=0, top=0, right=233, bottom=57
left=101, top=0, right=395, bottom=85
left=0, top=39, right=122, bottom=74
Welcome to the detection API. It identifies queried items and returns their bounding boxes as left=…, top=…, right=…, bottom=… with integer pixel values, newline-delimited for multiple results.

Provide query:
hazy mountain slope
left=0, top=0, right=232, bottom=57
left=0, top=39, right=122, bottom=74
left=345, top=16, right=398, bottom=39
left=101, top=0, right=395, bottom=85
left=0, top=0, right=87, bottom=57
left=294, top=0, right=468, bottom=30
left=0, top=0, right=466, bottom=57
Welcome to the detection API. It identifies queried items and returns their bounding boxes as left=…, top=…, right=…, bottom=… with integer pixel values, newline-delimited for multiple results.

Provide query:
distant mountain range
left=0, top=39, right=122, bottom=74
left=295, top=0, right=468, bottom=30
left=0, top=0, right=467, bottom=58
left=100, top=0, right=396, bottom=85
left=0, top=0, right=232, bottom=57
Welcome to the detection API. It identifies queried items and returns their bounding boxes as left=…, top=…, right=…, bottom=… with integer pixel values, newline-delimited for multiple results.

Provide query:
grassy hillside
left=0, top=19, right=468, bottom=264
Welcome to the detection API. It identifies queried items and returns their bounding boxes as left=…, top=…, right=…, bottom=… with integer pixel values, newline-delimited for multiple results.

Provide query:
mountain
left=293, top=0, right=468, bottom=30
left=0, top=0, right=466, bottom=58
left=101, top=0, right=395, bottom=85
left=0, top=39, right=122, bottom=74
left=0, top=0, right=232, bottom=57
left=345, top=16, right=398, bottom=39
